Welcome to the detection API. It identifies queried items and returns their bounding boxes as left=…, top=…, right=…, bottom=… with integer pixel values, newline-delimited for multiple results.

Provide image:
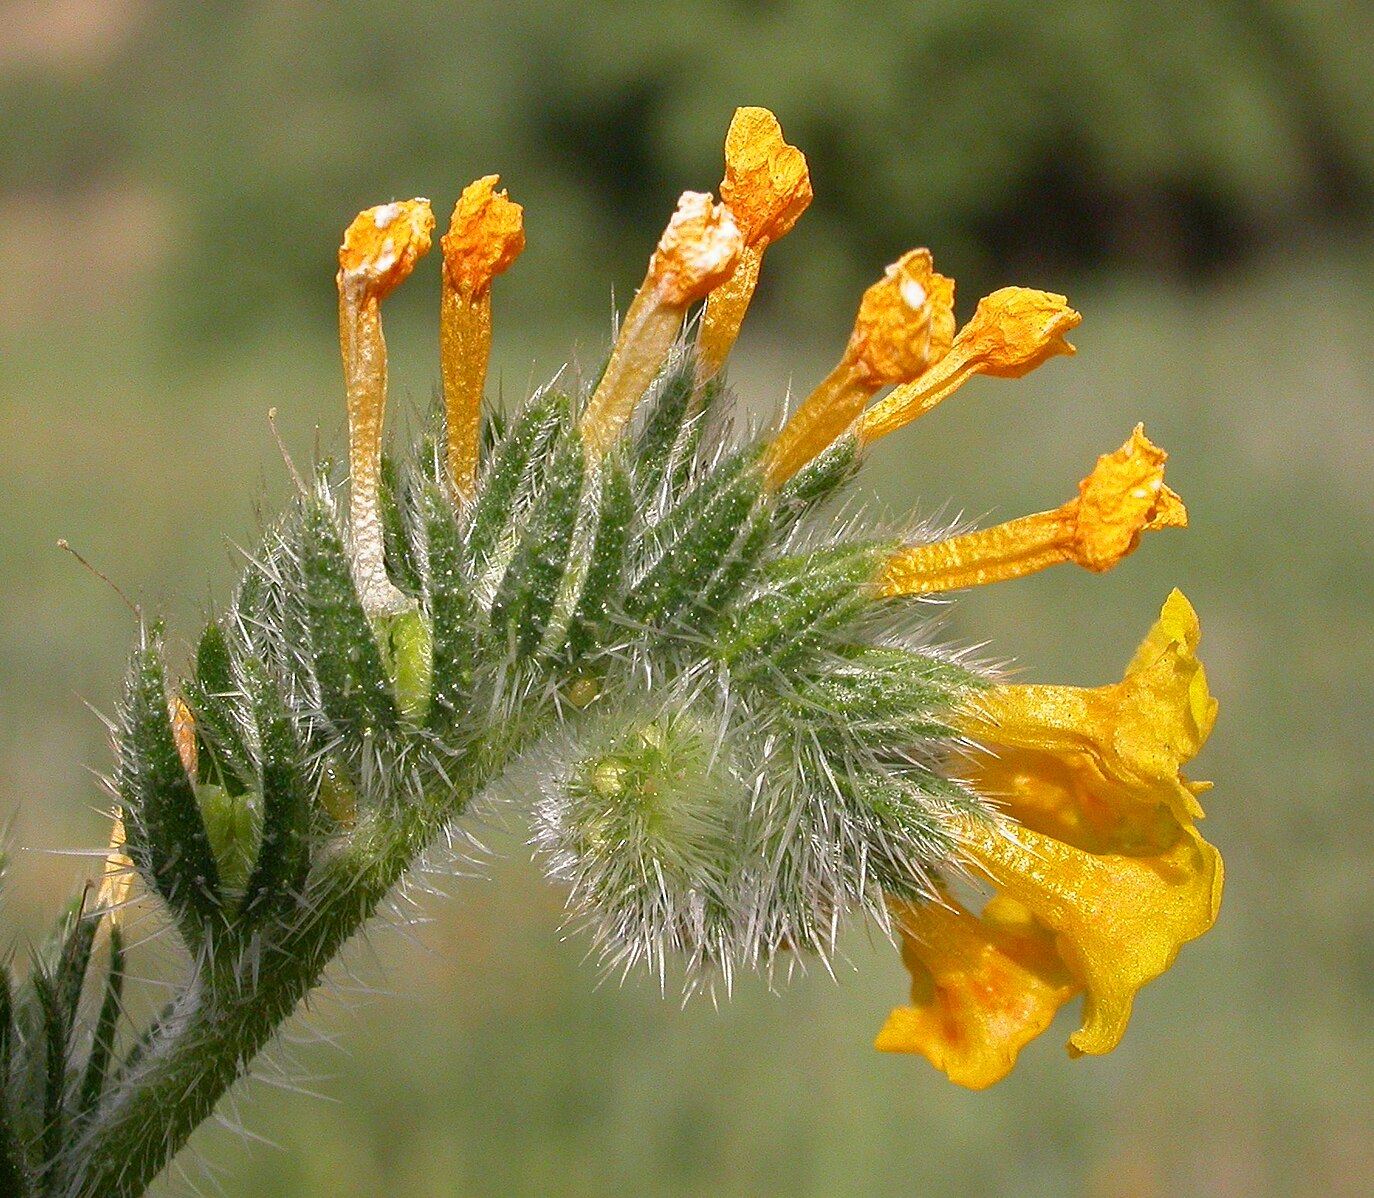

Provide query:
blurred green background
left=3, top=2, right=1373, bottom=1195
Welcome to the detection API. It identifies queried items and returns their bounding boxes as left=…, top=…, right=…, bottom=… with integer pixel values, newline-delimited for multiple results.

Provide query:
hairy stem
left=58, top=770, right=495, bottom=1198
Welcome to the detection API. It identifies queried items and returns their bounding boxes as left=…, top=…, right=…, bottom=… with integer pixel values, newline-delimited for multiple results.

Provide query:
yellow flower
left=958, top=589, right=1216, bottom=825
left=955, top=815, right=1222, bottom=1058
left=874, top=425, right=1187, bottom=595
left=762, top=249, right=955, bottom=486
left=878, top=592, right=1223, bottom=1081
left=859, top=286, right=1081, bottom=445
left=699, top=106, right=813, bottom=377
left=440, top=176, right=526, bottom=500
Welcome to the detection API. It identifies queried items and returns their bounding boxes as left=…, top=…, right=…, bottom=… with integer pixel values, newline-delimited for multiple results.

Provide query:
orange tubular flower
left=875, top=425, right=1187, bottom=596
left=337, top=198, right=435, bottom=615
left=858, top=286, right=1081, bottom=445
left=698, top=106, right=812, bottom=378
left=878, top=591, right=1222, bottom=1082
left=762, top=250, right=956, bottom=487
left=440, top=176, right=525, bottom=502
left=580, top=192, right=742, bottom=460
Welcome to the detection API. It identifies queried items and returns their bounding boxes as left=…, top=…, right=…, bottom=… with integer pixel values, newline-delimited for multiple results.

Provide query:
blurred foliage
left=2, top=0, right=1372, bottom=347
left=3, top=2, right=1374, bottom=1195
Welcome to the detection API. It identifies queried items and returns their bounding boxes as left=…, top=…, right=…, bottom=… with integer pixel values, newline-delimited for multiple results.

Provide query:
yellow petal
left=957, top=815, right=1223, bottom=1058
left=719, top=106, right=812, bottom=247
left=956, top=286, right=1081, bottom=378
left=1070, top=425, right=1187, bottom=571
left=877, top=892, right=1079, bottom=1089
left=957, top=591, right=1216, bottom=824
left=440, top=175, right=525, bottom=296
left=960, top=745, right=1184, bottom=858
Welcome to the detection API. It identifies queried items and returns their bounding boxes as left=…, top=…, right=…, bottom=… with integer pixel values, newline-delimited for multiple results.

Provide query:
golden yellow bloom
left=440, top=176, right=526, bottom=500
left=337, top=198, right=435, bottom=615
left=958, top=589, right=1216, bottom=824
left=876, top=893, right=1078, bottom=1089
left=581, top=191, right=742, bottom=459
left=875, top=425, right=1187, bottom=595
left=879, top=593, right=1221, bottom=1081
left=859, top=286, right=1081, bottom=445
left=762, top=250, right=955, bottom=486
left=699, top=106, right=813, bottom=376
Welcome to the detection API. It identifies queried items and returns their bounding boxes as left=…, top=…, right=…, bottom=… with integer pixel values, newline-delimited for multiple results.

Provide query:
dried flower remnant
left=698, top=106, right=813, bottom=377
left=337, top=197, right=434, bottom=616
left=440, top=176, right=525, bottom=501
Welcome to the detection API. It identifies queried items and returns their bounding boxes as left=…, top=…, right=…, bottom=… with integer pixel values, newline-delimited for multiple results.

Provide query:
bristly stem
left=58, top=774, right=495, bottom=1198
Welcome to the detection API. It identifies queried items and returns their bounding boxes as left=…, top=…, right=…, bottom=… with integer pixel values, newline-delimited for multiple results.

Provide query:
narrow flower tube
left=762, top=250, right=956, bottom=487
left=698, top=106, right=812, bottom=377
left=876, top=893, right=1079, bottom=1088
left=440, top=176, right=525, bottom=502
left=875, top=426, right=1187, bottom=595
left=858, top=287, right=1081, bottom=445
left=337, top=198, right=435, bottom=615
left=580, top=192, right=743, bottom=460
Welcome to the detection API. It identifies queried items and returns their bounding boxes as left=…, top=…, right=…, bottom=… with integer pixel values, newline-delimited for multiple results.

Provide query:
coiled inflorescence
left=0, top=104, right=1221, bottom=1198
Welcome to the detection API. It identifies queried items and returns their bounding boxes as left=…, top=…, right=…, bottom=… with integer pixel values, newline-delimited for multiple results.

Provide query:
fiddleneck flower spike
left=698, top=106, right=812, bottom=377
left=763, top=249, right=955, bottom=486
left=41, top=115, right=1221, bottom=1198
left=337, top=198, right=434, bottom=615
left=875, top=425, right=1187, bottom=595
left=580, top=191, right=742, bottom=459
left=859, top=286, right=1081, bottom=444
left=440, top=176, right=525, bottom=501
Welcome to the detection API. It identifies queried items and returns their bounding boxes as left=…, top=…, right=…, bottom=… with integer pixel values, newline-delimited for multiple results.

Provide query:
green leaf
left=300, top=500, right=399, bottom=741
left=118, top=636, right=224, bottom=934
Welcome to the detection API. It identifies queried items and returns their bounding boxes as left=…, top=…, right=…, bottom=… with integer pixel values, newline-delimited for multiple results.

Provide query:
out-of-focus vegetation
left=2, top=2, right=1372, bottom=1196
